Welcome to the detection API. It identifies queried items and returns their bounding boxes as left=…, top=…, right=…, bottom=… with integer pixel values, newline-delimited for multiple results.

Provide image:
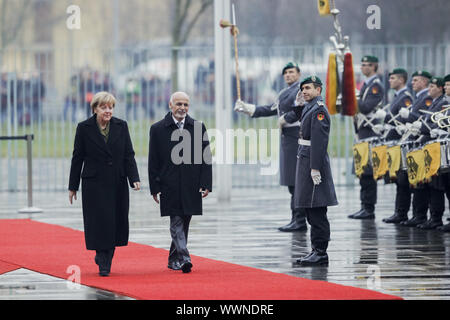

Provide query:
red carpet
left=0, top=219, right=401, bottom=300
left=0, top=260, right=20, bottom=275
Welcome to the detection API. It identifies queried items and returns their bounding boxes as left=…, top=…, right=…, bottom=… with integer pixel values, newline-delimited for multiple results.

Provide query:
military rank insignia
left=371, top=86, right=379, bottom=94
left=425, top=99, right=432, bottom=107
left=405, top=99, right=412, bottom=108
left=317, top=112, right=325, bottom=121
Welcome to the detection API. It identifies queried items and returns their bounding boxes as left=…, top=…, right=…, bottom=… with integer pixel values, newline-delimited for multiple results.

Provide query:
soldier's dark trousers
left=288, top=186, right=305, bottom=219
left=360, top=173, right=377, bottom=213
left=305, top=207, right=330, bottom=252
left=411, top=187, right=429, bottom=220
left=427, top=179, right=445, bottom=222
left=395, top=170, right=411, bottom=215
left=169, top=215, right=192, bottom=265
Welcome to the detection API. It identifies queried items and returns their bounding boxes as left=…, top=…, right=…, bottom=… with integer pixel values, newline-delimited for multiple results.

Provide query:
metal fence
left=1, top=44, right=449, bottom=192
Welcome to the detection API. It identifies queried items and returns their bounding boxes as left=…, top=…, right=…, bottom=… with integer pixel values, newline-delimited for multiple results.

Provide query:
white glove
left=434, top=112, right=445, bottom=121
left=410, top=127, right=420, bottom=136
left=372, top=124, right=384, bottom=135
left=395, top=124, right=406, bottom=135
left=405, top=122, right=412, bottom=130
left=375, top=109, right=387, bottom=122
left=311, top=169, right=322, bottom=185
left=234, top=100, right=256, bottom=116
left=384, top=124, right=394, bottom=131
left=278, top=115, right=287, bottom=129
left=295, top=91, right=306, bottom=106
left=430, top=128, right=448, bottom=138
left=399, top=107, right=410, bottom=119
left=412, top=120, right=422, bottom=130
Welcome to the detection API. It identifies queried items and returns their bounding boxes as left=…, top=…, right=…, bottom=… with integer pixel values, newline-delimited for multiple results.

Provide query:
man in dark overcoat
left=148, top=91, right=212, bottom=273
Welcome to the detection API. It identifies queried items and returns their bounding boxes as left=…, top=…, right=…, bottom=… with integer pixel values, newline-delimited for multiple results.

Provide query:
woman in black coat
left=68, top=91, right=140, bottom=276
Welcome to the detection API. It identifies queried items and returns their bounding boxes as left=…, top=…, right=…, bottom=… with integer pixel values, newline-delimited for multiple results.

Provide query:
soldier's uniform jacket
left=419, top=95, right=449, bottom=141
left=384, top=87, right=414, bottom=141
left=293, top=96, right=338, bottom=208
left=252, top=81, right=300, bottom=186
left=356, top=75, right=384, bottom=140
left=399, top=88, right=432, bottom=124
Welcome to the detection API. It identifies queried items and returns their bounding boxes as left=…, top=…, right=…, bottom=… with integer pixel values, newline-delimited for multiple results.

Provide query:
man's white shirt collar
left=172, top=114, right=185, bottom=128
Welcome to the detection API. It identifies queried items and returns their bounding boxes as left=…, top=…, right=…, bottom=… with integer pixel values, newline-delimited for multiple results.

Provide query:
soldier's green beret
left=300, top=76, right=323, bottom=88
left=361, top=55, right=379, bottom=63
left=412, top=70, right=432, bottom=79
left=431, top=77, right=444, bottom=87
left=444, top=74, right=450, bottom=83
left=389, top=68, right=408, bottom=77
left=282, top=62, right=300, bottom=75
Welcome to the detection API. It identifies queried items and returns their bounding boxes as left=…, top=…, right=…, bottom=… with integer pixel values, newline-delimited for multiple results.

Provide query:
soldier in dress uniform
left=396, top=71, right=434, bottom=227
left=410, top=77, right=448, bottom=229
left=288, top=76, right=338, bottom=266
left=373, top=68, right=414, bottom=224
left=349, top=55, right=384, bottom=220
left=439, top=74, right=450, bottom=232
left=444, top=74, right=450, bottom=102
left=234, top=62, right=307, bottom=232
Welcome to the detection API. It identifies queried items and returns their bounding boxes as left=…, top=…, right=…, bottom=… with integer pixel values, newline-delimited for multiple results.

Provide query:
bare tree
left=171, top=0, right=213, bottom=91
left=0, top=0, right=33, bottom=49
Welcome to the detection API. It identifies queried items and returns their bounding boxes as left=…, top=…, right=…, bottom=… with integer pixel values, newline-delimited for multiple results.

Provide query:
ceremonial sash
left=371, top=145, right=388, bottom=180
left=353, top=142, right=369, bottom=178
left=387, top=145, right=401, bottom=179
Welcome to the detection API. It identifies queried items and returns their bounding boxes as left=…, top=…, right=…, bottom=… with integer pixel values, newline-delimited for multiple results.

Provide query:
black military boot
left=437, top=223, right=450, bottom=232
left=348, top=208, right=364, bottom=219
left=417, top=211, right=443, bottom=230
left=417, top=219, right=443, bottom=230
left=382, top=211, right=408, bottom=224
left=352, top=207, right=375, bottom=220
left=296, top=248, right=328, bottom=266
left=279, top=210, right=307, bottom=232
left=278, top=212, right=295, bottom=231
left=400, top=215, right=427, bottom=227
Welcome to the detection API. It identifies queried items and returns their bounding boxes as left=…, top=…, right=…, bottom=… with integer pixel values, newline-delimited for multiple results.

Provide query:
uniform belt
left=298, top=139, right=311, bottom=146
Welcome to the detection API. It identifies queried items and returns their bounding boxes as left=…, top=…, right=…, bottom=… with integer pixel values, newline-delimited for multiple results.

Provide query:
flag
left=318, top=0, right=331, bottom=16
left=341, top=52, right=358, bottom=116
left=406, top=149, right=425, bottom=188
left=423, top=142, right=441, bottom=182
left=325, top=53, right=338, bottom=115
left=353, top=142, right=370, bottom=178
left=372, top=145, right=388, bottom=180
left=387, top=145, right=401, bottom=179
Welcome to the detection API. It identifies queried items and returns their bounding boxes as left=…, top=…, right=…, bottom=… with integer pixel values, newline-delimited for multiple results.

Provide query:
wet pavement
left=1, top=181, right=450, bottom=300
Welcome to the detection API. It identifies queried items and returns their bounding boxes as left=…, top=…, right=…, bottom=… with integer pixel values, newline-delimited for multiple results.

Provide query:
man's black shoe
left=168, top=261, right=182, bottom=270
left=400, top=217, right=426, bottom=227
left=382, top=213, right=408, bottom=224
left=181, top=261, right=193, bottom=273
left=352, top=209, right=375, bottom=220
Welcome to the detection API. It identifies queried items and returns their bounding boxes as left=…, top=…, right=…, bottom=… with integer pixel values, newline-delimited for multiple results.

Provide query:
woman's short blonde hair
left=90, top=91, right=116, bottom=113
